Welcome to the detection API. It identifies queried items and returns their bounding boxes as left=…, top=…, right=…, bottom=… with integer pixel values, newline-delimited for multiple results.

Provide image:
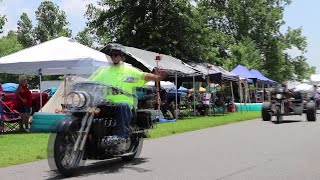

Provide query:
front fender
left=55, top=118, right=76, bottom=133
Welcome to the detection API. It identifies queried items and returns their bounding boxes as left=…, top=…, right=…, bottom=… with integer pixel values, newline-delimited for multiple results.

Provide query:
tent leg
left=64, top=75, right=67, bottom=106
left=230, top=81, right=234, bottom=103
left=193, top=75, right=196, bottom=117
left=39, top=69, right=42, bottom=112
left=175, top=71, right=178, bottom=120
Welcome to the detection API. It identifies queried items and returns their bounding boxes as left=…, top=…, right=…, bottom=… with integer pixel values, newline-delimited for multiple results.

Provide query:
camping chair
left=178, top=96, right=193, bottom=117
left=213, top=96, right=226, bottom=115
left=0, top=100, right=22, bottom=133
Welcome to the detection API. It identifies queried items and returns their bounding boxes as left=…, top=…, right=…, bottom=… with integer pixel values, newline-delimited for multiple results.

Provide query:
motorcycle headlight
left=65, top=91, right=90, bottom=108
left=276, top=94, right=282, bottom=99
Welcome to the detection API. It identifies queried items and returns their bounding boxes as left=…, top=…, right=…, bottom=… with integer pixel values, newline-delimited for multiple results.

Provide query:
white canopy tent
left=0, top=36, right=110, bottom=75
left=0, top=36, right=112, bottom=111
left=146, top=81, right=176, bottom=91
left=293, top=83, right=313, bottom=91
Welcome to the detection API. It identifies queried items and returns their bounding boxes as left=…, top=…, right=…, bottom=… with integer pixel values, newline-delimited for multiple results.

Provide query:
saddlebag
left=136, top=110, right=154, bottom=129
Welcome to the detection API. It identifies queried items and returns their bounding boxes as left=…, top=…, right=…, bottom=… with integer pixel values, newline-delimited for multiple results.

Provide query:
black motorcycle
left=49, top=81, right=154, bottom=176
left=273, top=87, right=286, bottom=123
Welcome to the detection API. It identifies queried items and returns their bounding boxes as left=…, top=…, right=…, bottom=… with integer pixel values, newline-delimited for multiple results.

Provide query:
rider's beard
left=113, top=61, right=121, bottom=65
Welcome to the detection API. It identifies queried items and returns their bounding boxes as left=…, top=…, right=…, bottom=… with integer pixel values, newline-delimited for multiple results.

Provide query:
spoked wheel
left=54, top=129, right=83, bottom=177
left=276, top=106, right=282, bottom=124
left=121, top=137, right=144, bottom=162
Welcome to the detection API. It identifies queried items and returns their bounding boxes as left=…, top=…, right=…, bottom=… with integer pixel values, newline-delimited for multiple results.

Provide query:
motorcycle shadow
left=271, top=119, right=304, bottom=124
left=45, top=157, right=150, bottom=179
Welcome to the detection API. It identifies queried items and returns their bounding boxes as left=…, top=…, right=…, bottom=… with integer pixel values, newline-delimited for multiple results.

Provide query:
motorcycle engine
left=91, top=104, right=117, bottom=138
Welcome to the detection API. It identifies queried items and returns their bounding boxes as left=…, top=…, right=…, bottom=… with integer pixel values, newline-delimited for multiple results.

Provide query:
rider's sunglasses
left=110, top=53, right=121, bottom=57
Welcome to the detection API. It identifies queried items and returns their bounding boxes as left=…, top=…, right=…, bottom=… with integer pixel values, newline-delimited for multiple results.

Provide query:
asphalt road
left=1, top=114, right=320, bottom=180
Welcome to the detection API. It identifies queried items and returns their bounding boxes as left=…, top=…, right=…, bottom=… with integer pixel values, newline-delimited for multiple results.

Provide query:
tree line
left=0, top=0, right=316, bottom=86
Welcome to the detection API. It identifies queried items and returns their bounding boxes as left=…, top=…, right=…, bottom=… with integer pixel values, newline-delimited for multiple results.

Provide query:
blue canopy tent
left=1, top=83, right=19, bottom=93
left=249, top=69, right=277, bottom=85
left=231, top=65, right=263, bottom=103
left=231, top=65, right=259, bottom=83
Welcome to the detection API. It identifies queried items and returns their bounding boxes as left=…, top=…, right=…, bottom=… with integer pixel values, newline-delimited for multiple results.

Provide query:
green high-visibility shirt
left=89, top=64, right=146, bottom=109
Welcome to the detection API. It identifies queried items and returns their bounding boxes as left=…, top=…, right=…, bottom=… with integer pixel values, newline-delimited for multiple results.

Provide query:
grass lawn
left=0, top=111, right=260, bottom=167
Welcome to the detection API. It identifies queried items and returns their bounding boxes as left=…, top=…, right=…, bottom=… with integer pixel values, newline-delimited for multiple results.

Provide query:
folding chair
left=0, top=100, right=22, bottom=133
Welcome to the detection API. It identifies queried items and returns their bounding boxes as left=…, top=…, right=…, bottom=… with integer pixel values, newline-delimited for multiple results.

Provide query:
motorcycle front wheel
left=276, top=106, right=282, bottom=124
left=54, top=129, right=83, bottom=177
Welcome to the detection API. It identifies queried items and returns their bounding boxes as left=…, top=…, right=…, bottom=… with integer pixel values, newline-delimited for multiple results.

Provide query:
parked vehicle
left=49, top=81, right=154, bottom=176
left=2, top=92, right=49, bottom=114
left=261, top=87, right=316, bottom=123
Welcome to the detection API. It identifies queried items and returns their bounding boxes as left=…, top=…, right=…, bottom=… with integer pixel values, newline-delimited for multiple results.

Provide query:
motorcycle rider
left=89, top=43, right=167, bottom=147
left=312, top=85, right=320, bottom=107
left=282, top=82, right=295, bottom=114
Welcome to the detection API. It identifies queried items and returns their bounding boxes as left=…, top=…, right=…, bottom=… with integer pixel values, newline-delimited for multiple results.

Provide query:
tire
left=276, top=106, right=282, bottom=124
left=121, top=137, right=144, bottom=162
left=54, top=128, right=83, bottom=177
left=306, top=102, right=316, bottom=121
left=261, top=102, right=271, bottom=121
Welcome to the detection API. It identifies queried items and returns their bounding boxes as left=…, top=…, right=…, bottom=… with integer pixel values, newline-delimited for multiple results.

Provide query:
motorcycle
left=273, top=87, right=286, bottom=123
left=262, top=87, right=316, bottom=123
left=48, top=81, right=154, bottom=176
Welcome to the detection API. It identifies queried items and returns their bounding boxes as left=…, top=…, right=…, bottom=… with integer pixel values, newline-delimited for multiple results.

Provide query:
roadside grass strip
left=0, top=111, right=260, bottom=167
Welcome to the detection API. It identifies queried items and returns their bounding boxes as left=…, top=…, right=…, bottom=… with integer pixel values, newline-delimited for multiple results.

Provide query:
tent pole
left=238, top=79, right=242, bottom=114
left=39, top=69, right=42, bottom=112
left=156, top=61, right=161, bottom=118
left=175, top=71, right=178, bottom=120
left=262, top=83, right=264, bottom=102
left=267, top=84, right=270, bottom=101
left=230, top=81, right=234, bottom=103
left=64, top=75, right=67, bottom=106
left=193, top=74, right=196, bottom=117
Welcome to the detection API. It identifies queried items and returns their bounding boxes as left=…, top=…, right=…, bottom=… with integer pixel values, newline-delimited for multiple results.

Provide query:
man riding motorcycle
left=89, top=43, right=167, bottom=149
left=312, top=85, right=320, bottom=107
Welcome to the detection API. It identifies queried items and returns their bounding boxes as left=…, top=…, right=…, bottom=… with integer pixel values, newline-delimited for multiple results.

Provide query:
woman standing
left=15, top=75, right=32, bottom=132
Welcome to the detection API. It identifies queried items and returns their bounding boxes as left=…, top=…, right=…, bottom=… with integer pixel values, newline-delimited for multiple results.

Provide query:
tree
left=34, top=1, right=72, bottom=43
left=228, top=37, right=263, bottom=70
left=75, top=27, right=109, bottom=49
left=0, top=31, right=23, bottom=57
left=17, top=13, right=35, bottom=48
left=85, top=0, right=214, bottom=62
left=197, top=0, right=314, bottom=82
left=0, top=31, right=23, bottom=84
left=0, top=0, right=6, bottom=34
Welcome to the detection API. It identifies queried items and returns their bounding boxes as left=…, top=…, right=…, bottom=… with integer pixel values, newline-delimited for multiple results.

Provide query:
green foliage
left=0, top=0, right=6, bottom=34
left=34, top=1, right=72, bottom=43
left=75, top=27, right=110, bottom=49
left=197, top=0, right=313, bottom=81
left=0, top=31, right=23, bottom=57
left=228, top=37, right=263, bottom=70
left=86, top=0, right=213, bottom=62
left=17, top=13, right=35, bottom=48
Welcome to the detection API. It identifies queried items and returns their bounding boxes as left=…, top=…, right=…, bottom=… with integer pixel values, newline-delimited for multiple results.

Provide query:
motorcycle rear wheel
left=54, top=129, right=83, bottom=177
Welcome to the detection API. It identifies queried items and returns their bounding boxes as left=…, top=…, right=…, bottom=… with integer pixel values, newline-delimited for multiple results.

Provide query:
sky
left=0, top=0, right=319, bottom=72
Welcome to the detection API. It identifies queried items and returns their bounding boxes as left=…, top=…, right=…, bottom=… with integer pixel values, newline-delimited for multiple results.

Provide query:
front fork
left=275, top=100, right=285, bottom=114
left=73, top=111, right=95, bottom=151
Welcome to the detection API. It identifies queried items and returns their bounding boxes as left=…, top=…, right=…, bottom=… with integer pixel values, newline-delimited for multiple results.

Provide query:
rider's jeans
left=113, top=103, right=132, bottom=138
